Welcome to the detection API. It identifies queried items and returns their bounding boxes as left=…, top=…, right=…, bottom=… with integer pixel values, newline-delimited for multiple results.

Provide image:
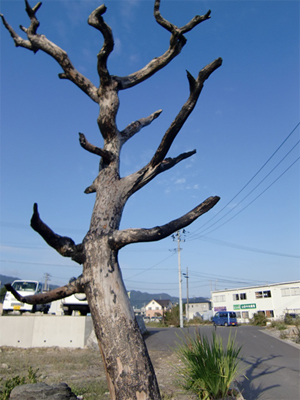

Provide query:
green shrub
left=0, top=367, right=40, bottom=400
left=174, top=330, right=244, bottom=400
left=165, top=305, right=180, bottom=327
left=279, top=332, right=288, bottom=340
left=251, top=313, right=268, bottom=326
left=284, top=314, right=293, bottom=325
left=277, top=323, right=287, bottom=331
left=294, top=317, right=300, bottom=344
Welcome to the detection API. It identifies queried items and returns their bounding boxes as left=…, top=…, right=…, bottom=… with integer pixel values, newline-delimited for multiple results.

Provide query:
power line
left=188, top=122, right=300, bottom=237
left=195, top=236, right=300, bottom=258
left=125, top=252, right=176, bottom=280
left=201, top=156, right=300, bottom=236
left=190, top=140, right=300, bottom=237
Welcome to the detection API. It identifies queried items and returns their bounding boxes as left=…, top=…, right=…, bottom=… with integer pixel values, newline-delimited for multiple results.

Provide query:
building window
left=213, top=295, right=225, bottom=303
left=263, top=290, right=271, bottom=298
left=235, top=312, right=241, bottom=318
left=255, top=291, right=263, bottom=299
left=242, top=311, right=249, bottom=318
left=240, top=293, right=247, bottom=300
left=266, top=310, right=274, bottom=318
left=291, top=287, right=300, bottom=296
left=281, top=288, right=290, bottom=297
left=233, top=294, right=239, bottom=301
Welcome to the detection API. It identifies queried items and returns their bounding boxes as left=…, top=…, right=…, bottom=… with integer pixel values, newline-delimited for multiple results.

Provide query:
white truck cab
left=2, top=280, right=50, bottom=315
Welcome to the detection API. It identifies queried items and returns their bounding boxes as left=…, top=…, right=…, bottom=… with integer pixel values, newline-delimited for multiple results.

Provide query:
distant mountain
left=0, top=274, right=20, bottom=287
left=128, top=290, right=209, bottom=309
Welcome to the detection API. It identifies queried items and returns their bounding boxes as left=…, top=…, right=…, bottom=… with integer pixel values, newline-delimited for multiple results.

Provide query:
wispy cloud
left=175, top=178, right=186, bottom=185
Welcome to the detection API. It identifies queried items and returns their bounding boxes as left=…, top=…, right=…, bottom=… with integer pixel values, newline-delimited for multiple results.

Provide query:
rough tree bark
left=2, top=1, right=222, bottom=399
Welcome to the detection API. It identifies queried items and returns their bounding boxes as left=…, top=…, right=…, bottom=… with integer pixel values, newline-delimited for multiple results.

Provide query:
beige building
left=145, top=299, right=172, bottom=318
left=186, top=301, right=211, bottom=320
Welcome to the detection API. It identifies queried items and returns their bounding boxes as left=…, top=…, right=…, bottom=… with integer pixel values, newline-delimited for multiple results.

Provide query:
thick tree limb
left=5, top=275, right=85, bottom=305
left=30, top=203, right=85, bottom=264
left=109, top=196, right=220, bottom=250
left=1, top=2, right=99, bottom=102
left=79, top=133, right=114, bottom=162
left=88, top=5, right=114, bottom=85
left=115, top=3, right=211, bottom=89
left=120, top=110, right=162, bottom=144
left=150, top=58, right=222, bottom=168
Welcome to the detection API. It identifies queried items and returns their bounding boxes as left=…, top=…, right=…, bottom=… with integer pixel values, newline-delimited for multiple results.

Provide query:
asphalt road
left=145, top=325, right=300, bottom=400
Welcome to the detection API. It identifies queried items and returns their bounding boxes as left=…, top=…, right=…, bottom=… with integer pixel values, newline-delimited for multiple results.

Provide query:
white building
left=211, top=281, right=300, bottom=323
left=186, top=301, right=212, bottom=320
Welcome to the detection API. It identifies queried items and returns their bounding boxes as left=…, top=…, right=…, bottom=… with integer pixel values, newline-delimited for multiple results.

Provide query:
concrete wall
left=0, top=316, right=94, bottom=348
left=0, top=315, right=146, bottom=348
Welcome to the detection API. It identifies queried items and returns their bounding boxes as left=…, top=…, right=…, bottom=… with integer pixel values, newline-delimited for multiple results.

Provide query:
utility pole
left=43, top=273, right=51, bottom=292
left=183, top=267, right=189, bottom=321
left=172, top=230, right=186, bottom=328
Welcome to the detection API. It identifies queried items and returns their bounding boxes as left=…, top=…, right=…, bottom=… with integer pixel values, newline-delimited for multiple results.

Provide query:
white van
left=2, top=280, right=50, bottom=315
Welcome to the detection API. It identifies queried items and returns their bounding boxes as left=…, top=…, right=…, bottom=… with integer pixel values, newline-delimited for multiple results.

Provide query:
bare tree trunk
left=84, top=240, right=160, bottom=399
left=2, top=1, right=222, bottom=399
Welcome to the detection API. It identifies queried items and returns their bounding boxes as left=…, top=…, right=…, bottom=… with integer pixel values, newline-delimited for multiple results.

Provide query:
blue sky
left=0, top=0, right=299, bottom=299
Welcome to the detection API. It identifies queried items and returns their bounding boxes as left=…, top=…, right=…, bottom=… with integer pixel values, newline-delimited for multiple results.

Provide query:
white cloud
left=175, top=178, right=186, bottom=185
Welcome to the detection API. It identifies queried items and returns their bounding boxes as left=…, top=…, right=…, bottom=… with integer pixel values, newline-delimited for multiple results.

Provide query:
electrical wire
left=188, top=122, right=300, bottom=238
left=190, top=141, right=300, bottom=238
left=201, top=156, right=300, bottom=236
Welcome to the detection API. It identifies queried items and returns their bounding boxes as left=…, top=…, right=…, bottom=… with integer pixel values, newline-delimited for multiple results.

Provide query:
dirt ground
left=0, top=346, right=196, bottom=400
left=1, top=324, right=297, bottom=399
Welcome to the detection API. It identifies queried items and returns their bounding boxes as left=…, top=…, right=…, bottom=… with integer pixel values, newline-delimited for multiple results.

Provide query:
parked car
left=212, top=311, right=237, bottom=327
left=2, top=280, right=50, bottom=315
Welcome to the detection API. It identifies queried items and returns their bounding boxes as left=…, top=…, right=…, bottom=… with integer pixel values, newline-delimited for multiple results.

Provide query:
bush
left=251, top=313, right=268, bottom=326
left=188, top=316, right=205, bottom=325
left=165, top=305, right=180, bottom=327
left=277, top=323, right=287, bottom=331
left=174, top=330, right=244, bottom=400
left=0, top=367, right=40, bottom=400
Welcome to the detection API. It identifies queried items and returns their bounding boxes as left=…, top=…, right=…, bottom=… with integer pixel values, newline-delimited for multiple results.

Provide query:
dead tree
left=2, top=1, right=222, bottom=399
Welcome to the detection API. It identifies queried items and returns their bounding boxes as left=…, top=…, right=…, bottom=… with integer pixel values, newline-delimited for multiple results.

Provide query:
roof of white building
left=211, top=280, right=300, bottom=294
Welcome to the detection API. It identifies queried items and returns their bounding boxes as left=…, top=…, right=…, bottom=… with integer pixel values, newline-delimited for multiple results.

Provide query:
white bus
left=2, top=280, right=50, bottom=315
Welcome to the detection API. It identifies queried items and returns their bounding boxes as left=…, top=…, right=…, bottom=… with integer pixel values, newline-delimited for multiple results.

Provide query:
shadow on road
left=239, top=355, right=283, bottom=400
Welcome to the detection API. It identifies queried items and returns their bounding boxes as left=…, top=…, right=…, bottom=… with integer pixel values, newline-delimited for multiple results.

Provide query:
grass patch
left=71, top=379, right=108, bottom=400
left=0, top=366, right=40, bottom=400
left=174, top=330, right=245, bottom=400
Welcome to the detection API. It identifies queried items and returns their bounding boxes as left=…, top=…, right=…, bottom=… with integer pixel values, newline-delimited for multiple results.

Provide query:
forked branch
left=154, top=0, right=211, bottom=36
left=5, top=275, right=85, bottom=305
left=30, top=203, right=85, bottom=264
left=109, top=196, right=220, bottom=250
left=0, top=1, right=99, bottom=102
left=115, top=1, right=212, bottom=89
